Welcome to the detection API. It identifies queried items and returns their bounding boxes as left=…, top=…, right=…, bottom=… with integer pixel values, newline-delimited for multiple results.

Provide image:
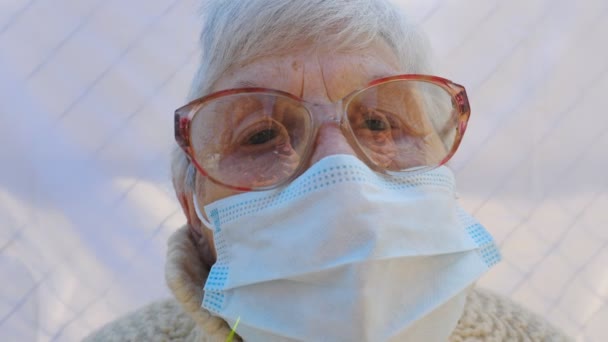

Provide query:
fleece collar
left=165, top=225, right=239, bottom=341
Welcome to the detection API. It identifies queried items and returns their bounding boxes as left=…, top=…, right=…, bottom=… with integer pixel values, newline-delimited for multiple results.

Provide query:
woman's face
left=194, top=40, right=403, bottom=209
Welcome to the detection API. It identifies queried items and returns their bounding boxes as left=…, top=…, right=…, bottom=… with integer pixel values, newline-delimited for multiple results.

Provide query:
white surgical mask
left=193, top=154, right=500, bottom=341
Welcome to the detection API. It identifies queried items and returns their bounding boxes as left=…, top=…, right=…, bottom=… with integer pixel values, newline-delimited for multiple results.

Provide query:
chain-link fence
left=0, top=0, right=606, bottom=341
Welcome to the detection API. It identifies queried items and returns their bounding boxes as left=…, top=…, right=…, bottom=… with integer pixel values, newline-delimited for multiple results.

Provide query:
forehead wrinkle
left=243, top=60, right=302, bottom=95
left=217, top=59, right=281, bottom=90
left=298, top=61, right=305, bottom=98
left=318, top=54, right=334, bottom=102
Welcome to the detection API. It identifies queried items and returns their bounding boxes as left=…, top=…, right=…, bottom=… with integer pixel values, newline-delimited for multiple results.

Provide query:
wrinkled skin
left=180, top=41, right=403, bottom=265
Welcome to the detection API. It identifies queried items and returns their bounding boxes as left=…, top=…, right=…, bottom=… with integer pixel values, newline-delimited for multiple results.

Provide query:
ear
left=178, top=189, right=203, bottom=238
left=178, top=179, right=218, bottom=267
left=178, top=192, right=193, bottom=225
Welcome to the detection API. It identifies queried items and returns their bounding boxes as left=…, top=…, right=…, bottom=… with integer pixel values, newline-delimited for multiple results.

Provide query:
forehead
left=210, top=40, right=403, bottom=101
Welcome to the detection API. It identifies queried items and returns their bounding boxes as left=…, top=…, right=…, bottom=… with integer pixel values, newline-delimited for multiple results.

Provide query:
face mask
left=193, top=154, right=500, bottom=341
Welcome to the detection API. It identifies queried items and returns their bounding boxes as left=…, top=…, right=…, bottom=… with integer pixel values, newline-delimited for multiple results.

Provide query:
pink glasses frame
left=175, top=74, right=471, bottom=191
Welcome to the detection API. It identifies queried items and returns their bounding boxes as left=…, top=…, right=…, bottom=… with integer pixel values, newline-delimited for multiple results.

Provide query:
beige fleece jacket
left=84, top=226, right=571, bottom=341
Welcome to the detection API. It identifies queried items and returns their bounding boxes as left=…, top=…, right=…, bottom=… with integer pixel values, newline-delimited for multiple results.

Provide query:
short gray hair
left=172, top=0, right=432, bottom=196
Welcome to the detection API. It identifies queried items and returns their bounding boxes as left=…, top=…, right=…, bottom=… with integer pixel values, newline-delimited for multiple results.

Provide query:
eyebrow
left=234, top=75, right=387, bottom=88
left=231, top=79, right=298, bottom=97
left=234, top=80, right=262, bottom=88
left=230, top=72, right=396, bottom=98
left=368, top=73, right=394, bottom=84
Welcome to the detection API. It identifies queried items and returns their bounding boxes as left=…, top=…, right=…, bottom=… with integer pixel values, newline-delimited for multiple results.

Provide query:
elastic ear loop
left=192, top=193, right=214, bottom=230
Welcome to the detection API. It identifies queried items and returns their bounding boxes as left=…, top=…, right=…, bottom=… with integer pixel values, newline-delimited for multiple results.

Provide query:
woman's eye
left=246, top=129, right=278, bottom=145
left=364, top=118, right=388, bottom=131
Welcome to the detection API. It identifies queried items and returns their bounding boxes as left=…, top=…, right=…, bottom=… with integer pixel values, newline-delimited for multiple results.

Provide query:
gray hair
left=172, top=0, right=432, bottom=196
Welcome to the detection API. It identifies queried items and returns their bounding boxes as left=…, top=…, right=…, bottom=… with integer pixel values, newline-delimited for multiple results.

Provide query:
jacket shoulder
left=451, top=288, right=573, bottom=342
left=83, top=299, right=197, bottom=342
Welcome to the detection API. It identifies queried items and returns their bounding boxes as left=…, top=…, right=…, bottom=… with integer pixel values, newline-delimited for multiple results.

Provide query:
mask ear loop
left=192, top=193, right=214, bottom=230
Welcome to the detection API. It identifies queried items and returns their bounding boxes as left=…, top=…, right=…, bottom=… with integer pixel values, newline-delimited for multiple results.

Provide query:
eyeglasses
left=175, top=74, right=470, bottom=191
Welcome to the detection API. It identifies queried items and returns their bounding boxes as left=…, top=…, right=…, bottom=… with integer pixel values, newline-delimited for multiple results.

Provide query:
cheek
left=199, top=177, right=242, bottom=207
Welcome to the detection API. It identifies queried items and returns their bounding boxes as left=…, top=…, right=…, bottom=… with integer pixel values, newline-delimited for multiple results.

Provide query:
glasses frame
left=175, top=74, right=471, bottom=191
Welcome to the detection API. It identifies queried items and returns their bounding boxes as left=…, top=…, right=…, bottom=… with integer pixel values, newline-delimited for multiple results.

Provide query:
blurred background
left=0, top=0, right=607, bottom=341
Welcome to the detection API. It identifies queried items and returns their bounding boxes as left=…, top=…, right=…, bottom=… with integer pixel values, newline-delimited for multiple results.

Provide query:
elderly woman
left=86, top=0, right=569, bottom=341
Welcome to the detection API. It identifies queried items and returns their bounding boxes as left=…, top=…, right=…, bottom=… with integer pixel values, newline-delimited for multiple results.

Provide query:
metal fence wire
left=0, top=0, right=607, bottom=341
